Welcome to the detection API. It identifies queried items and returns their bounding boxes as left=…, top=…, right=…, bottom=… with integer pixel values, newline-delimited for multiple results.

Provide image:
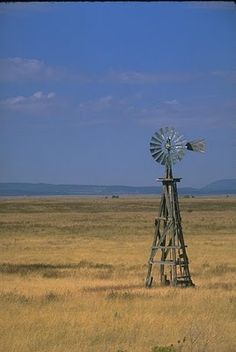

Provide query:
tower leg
left=145, top=195, right=165, bottom=288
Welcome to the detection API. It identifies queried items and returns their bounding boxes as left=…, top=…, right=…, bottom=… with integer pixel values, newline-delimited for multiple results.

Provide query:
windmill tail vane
left=186, top=139, right=205, bottom=153
left=146, top=127, right=205, bottom=288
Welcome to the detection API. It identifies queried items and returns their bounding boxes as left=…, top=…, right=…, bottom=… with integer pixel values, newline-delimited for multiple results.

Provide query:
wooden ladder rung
left=152, top=245, right=182, bottom=249
left=156, top=217, right=167, bottom=221
left=152, top=260, right=176, bottom=265
left=176, top=280, right=191, bottom=285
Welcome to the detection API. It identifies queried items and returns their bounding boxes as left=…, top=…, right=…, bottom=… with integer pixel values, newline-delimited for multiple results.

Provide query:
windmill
left=145, top=127, right=205, bottom=288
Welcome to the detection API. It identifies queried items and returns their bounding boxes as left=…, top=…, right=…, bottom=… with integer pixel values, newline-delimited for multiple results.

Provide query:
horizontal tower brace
left=151, top=245, right=187, bottom=249
left=149, top=260, right=189, bottom=265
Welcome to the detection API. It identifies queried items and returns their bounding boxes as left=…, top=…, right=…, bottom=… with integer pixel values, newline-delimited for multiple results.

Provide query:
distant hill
left=201, top=179, right=236, bottom=194
left=0, top=179, right=235, bottom=197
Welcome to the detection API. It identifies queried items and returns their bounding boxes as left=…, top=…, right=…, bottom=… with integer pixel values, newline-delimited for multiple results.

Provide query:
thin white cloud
left=211, top=70, right=236, bottom=82
left=0, top=3, right=52, bottom=14
left=136, top=98, right=235, bottom=129
left=79, top=96, right=113, bottom=112
left=1, top=89, right=234, bottom=130
left=105, top=69, right=236, bottom=85
left=186, top=1, right=236, bottom=10
left=129, top=100, right=187, bottom=124
left=0, top=57, right=67, bottom=81
left=78, top=96, right=115, bottom=125
left=1, top=58, right=235, bottom=85
left=77, top=94, right=185, bottom=126
left=0, top=91, right=57, bottom=115
left=164, top=99, right=179, bottom=106
left=76, top=93, right=235, bottom=129
left=107, top=71, right=205, bottom=84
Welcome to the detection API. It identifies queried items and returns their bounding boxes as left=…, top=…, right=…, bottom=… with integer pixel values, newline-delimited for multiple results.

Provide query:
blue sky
left=0, top=2, right=235, bottom=187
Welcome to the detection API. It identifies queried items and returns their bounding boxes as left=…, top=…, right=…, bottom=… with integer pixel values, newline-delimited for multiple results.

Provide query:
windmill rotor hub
left=165, top=139, right=171, bottom=150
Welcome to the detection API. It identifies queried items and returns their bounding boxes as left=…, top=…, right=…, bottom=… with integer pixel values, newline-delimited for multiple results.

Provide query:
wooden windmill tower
left=145, top=127, right=205, bottom=288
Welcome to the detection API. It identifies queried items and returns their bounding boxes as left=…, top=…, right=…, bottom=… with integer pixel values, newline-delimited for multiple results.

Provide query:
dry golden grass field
left=0, top=196, right=236, bottom=352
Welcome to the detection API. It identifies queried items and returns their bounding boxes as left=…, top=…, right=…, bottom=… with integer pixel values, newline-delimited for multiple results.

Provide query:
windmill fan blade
left=154, top=132, right=164, bottom=142
left=152, top=134, right=162, bottom=143
left=152, top=150, right=162, bottom=159
left=150, top=142, right=161, bottom=149
left=169, top=127, right=176, bottom=140
left=186, top=139, right=205, bottom=153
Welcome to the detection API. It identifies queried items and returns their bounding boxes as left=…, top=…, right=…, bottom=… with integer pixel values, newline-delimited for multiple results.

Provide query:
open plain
left=0, top=196, right=235, bottom=352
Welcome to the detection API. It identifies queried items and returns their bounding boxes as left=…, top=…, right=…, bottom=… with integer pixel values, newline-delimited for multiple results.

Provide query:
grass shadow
left=0, top=261, right=114, bottom=276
